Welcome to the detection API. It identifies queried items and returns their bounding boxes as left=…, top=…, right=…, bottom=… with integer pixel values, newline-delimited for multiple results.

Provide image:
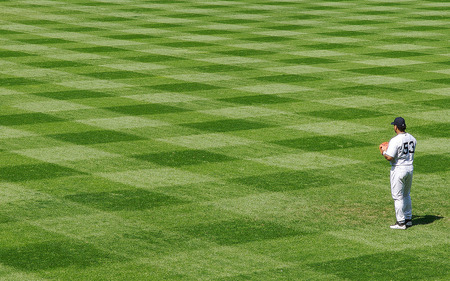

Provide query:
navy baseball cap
left=391, top=117, right=406, bottom=127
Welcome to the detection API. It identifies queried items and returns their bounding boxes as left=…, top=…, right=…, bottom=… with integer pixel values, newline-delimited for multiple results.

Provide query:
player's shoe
left=390, top=222, right=406, bottom=230
left=405, top=219, right=412, bottom=228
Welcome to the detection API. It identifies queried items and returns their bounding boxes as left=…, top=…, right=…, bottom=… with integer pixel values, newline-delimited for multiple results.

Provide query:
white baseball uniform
left=385, top=132, right=417, bottom=223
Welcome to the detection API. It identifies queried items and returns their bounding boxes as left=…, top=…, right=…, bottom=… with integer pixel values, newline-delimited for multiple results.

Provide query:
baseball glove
left=379, top=141, right=388, bottom=154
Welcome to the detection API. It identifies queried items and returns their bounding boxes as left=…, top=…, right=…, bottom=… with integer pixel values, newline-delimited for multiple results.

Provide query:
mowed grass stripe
left=0, top=0, right=448, bottom=280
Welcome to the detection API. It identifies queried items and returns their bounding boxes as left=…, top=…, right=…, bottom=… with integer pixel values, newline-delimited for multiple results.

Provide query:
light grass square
left=14, top=145, right=120, bottom=162
left=168, top=73, right=235, bottom=82
left=200, top=106, right=289, bottom=118
left=356, top=58, right=425, bottom=66
left=266, top=65, right=336, bottom=74
left=0, top=126, right=37, bottom=139
left=57, top=79, right=130, bottom=90
left=251, top=152, right=358, bottom=170
left=405, top=110, right=450, bottom=123
left=289, top=121, right=381, bottom=136
left=47, top=53, right=108, bottom=60
left=13, top=100, right=92, bottom=112
left=314, top=96, right=399, bottom=108
left=289, top=50, right=348, bottom=57
left=0, top=88, right=23, bottom=96
left=151, top=246, right=290, bottom=280
left=159, top=133, right=257, bottom=149
left=76, top=116, right=169, bottom=129
left=171, top=35, right=228, bottom=42
left=373, top=44, right=435, bottom=51
left=419, top=88, right=450, bottom=96
left=337, top=75, right=413, bottom=85
left=201, top=56, right=266, bottom=65
left=237, top=83, right=311, bottom=94
left=212, top=192, right=310, bottom=223
left=201, top=24, right=250, bottom=31
left=311, top=37, right=366, bottom=43
left=126, top=93, right=208, bottom=103
left=101, top=63, right=168, bottom=71
left=98, top=168, right=216, bottom=188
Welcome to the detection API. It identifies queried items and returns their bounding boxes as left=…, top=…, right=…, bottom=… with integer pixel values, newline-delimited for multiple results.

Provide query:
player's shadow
left=412, top=215, right=444, bottom=226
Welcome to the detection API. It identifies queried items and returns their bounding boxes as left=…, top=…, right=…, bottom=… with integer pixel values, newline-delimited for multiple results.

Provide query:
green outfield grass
left=0, top=0, right=448, bottom=280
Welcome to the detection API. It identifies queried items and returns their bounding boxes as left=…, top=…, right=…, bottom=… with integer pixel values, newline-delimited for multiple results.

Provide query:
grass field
left=0, top=0, right=449, bottom=280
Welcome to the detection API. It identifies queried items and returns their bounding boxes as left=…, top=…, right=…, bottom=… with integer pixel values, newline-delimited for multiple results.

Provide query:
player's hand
left=379, top=142, right=388, bottom=155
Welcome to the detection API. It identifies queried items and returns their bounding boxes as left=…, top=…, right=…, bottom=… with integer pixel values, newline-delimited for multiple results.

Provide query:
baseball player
left=380, top=117, right=417, bottom=229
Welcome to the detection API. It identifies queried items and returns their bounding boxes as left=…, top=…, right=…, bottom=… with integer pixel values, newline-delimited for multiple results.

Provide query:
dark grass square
left=231, top=170, right=336, bottom=192
left=0, top=50, right=34, bottom=57
left=219, top=94, right=298, bottom=105
left=182, top=119, right=273, bottom=132
left=347, top=67, right=409, bottom=75
left=17, top=38, right=73, bottom=44
left=280, top=58, right=337, bottom=65
left=267, top=24, right=311, bottom=31
left=254, top=74, right=321, bottom=83
left=80, top=2, right=119, bottom=6
left=65, top=189, right=186, bottom=211
left=151, top=82, right=222, bottom=92
left=419, top=98, right=450, bottom=109
left=368, top=51, right=429, bottom=58
left=107, top=34, right=156, bottom=40
left=168, top=13, right=209, bottom=18
left=0, top=163, right=84, bottom=182
left=134, top=150, right=235, bottom=167
left=398, top=26, right=448, bottom=31
left=437, top=61, right=450, bottom=66
left=48, top=130, right=144, bottom=145
left=214, top=19, right=260, bottom=24
left=34, top=90, right=112, bottom=100
left=340, top=20, right=388, bottom=25
left=380, top=37, right=440, bottom=44
left=427, top=78, right=450, bottom=85
left=95, top=16, right=130, bottom=22
left=243, top=36, right=294, bottom=43
left=306, top=43, right=353, bottom=49
left=339, top=85, right=404, bottom=95
left=179, top=219, right=301, bottom=245
left=105, top=104, right=190, bottom=115
left=0, top=240, right=117, bottom=271
left=71, top=46, right=124, bottom=53
left=288, top=14, right=324, bottom=19
left=56, top=26, right=105, bottom=32
left=0, top=213, right=15, bottom=224
left=191, top=30, right=238, bottom=35
left=274, top=136, right=371, bottom=152
left=138, top=23, right=182, bottom=28
left=193, top=64, right=251, bottom=73
left=215, top=49, right=276, bottom=57
left=308, top=251, right=448, bottom=280
left=306, top=108, right=385, bottom=120
left=414, top=155, right=449, bottom=174
left=83, top=71, right=149, bottom=79
left=158, top=41, right=215, bottom=48
left=0, top=113, right=64, bottom=126
left=0, top=29, right=23, bottom=35
left=26, top=60, right=88, bottom=68
left=17, top=19, right=57, bottom=25
left=358, top=10, right=396, bottom=15
left=320, top=31, right=371, bottom=37
left=410, top=123, right=449, bottom=138
left=125, top=54, right=183, bottom=63
left=0, top=77, right=44, bottom=86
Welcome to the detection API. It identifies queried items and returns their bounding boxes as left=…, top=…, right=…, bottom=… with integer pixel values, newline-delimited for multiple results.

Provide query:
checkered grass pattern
left=0, top=0, right=448, bottom=280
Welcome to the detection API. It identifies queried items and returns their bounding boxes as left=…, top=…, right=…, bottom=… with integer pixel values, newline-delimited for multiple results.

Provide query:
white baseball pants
left=390, top=165, right=413, bottom=223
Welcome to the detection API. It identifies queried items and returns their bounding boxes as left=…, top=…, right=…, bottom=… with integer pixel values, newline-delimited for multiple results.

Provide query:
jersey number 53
left=402, top=141, right=415, bottom=154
